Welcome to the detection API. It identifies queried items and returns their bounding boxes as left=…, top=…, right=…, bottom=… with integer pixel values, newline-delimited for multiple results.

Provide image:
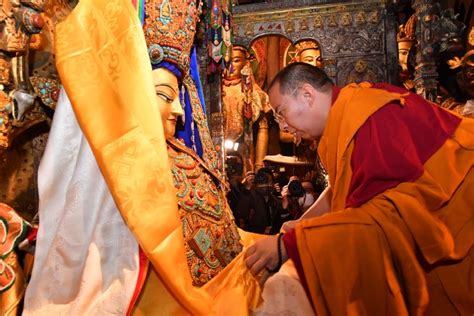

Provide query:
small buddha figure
left=293, top=40, right=322, bottom=68
left=397, top=16, right=416, bottom=90
left=314, top=15, right=323, bottom=28
left=340, top=12, right=352, bottom=26
left=355, top=11, right=366, bottom=25
left=222, top=45, right=271, bottom=171
left=347, top=59, right=378, bottom=84
left=444, top=27, right=474, bottom=117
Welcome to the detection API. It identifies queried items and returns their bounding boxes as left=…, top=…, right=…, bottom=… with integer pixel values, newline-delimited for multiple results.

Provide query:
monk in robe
left=245, top=62, right=474, bottom=315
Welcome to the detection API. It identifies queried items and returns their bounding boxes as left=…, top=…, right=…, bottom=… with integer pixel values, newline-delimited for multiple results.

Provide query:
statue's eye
left=156, top=92, right=173, bottom=103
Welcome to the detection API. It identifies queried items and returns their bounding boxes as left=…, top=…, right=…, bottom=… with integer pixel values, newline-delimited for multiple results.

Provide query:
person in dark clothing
left=236, top=168, right=286, bottom=234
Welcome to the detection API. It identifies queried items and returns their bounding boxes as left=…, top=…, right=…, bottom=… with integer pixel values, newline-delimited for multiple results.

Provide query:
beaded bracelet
left=266, top=233, right=284, bottom=273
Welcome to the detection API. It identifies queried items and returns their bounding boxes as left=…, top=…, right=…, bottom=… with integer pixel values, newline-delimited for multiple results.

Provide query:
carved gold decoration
left=232, top=0, right=393, bottom=87
left=143, top=0, right=202, bottom=73
left=355, top=11, right=366, bottom=25
left=314, top=14, right=323, bottom=28
left=340, top=12, right=352, bottom=26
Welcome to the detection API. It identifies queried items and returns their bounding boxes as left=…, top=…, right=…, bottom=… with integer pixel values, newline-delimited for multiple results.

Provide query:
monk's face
left=227, top=48, right=247, bottom=80
left=152, top=68, right=183, bottom=139
left=269, top=82, right=331, bottom=141
left=299, top=48, right=322, bottom=68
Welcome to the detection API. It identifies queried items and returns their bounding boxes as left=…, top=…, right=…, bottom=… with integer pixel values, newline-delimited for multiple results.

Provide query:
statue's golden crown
left=397, top=14, right=416, bottom=43
left=143, top=0, right=202, bottom=75
left=294, top=40, right=319, bottom=55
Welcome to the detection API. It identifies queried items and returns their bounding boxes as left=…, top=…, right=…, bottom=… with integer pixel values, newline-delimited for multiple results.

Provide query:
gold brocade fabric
left=167, top=139, right=242, bottom=286
left=55, top=0, right=260, bottom=314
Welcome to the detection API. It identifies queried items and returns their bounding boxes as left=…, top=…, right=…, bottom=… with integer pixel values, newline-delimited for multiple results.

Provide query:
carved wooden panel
left=232, top=0, right=399, bottom=85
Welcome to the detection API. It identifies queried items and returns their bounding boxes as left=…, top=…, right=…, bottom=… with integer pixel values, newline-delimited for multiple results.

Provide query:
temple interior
left=0, top=0, right=473, bottom=314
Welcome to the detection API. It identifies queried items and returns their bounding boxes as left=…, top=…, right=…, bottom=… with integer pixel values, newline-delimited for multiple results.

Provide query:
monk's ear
left=300, top=83, right=317, bottom=106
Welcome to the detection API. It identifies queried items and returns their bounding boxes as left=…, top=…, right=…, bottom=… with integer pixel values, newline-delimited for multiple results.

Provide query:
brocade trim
left=167, top=140, right=242, bottom=286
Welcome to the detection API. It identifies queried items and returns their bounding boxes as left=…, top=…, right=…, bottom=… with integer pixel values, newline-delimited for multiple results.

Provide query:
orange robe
left=294, top=82, right=474, bottom=315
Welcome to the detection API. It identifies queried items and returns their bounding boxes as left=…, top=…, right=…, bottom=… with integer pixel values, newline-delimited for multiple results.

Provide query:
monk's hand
left=281, top=219, right=297, bottom=232
left=244, top=235, right=287, bottom=285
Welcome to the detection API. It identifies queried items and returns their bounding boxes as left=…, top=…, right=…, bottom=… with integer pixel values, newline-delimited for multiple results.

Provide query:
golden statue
left=445, top=26, right=474, bottom=117
left=294, top=40, right=322, bottom=68
left=397, top=15, right=416, bottom=90
left=222, top=45, right=271, bottom=171
left=347, top=59, right=378, bottom=84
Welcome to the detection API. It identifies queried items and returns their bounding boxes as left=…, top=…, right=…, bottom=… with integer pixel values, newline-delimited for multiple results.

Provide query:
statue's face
left=468, top=27, right=474, bottom=47
left=299, top=48, right=321, bottom=68
left=461, top=50, right=474, bottom=98
left=398, top=41, right=412, bottom=72
left=152, top=67, right=183, bottom=139
left=227, top=48, right=247, bottom=80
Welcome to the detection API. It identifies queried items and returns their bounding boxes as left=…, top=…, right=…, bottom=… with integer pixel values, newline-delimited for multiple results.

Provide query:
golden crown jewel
left=143, top=0, right=202, bottom=75
left=294, top=40, right=319, bottom=55
left=397, top=14, right=416, bottom=43
left=232, top=44, right=255, bottom=61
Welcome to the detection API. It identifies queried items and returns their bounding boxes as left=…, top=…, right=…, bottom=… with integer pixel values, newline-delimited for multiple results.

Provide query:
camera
left=226, top=156, right=243, bottom=177
left=254, top=168, right=272, bottom=184
left=287, top=179, right=305, bottom=198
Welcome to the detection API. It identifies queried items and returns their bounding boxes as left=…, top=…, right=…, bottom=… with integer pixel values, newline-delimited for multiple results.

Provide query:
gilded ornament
left=367, top=10, right=379, bottom=24
left=314, top=14, right=323, bottom=28
left=299, top=18, right=309, bottom=31
left=327, top=14, right=338, bottom=27
left=340, top=12, right=352, bottom=26
left=143, top=0, right=202, bottom=74
left=285, top=19, right=295, bottom=33
left=355, top=11, right=366, bottom=25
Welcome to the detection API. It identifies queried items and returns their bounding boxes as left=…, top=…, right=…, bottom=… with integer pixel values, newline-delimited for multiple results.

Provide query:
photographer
left=281, top=177, right=318, bottom=221
left=228, top=169, right=254, bottom=229
left=236, top=168, right=286, bottom=234
left=226, top=155, right=246, bottom=210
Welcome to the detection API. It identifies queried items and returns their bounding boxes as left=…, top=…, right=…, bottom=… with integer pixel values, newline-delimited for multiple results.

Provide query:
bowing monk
left=245, top=62, right=474, bottom=315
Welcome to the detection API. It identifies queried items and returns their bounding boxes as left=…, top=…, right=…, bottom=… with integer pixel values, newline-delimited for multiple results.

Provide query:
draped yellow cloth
left=55, top=0, right=261, bottom=314
left=295, top=83, right=474, bottom=315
